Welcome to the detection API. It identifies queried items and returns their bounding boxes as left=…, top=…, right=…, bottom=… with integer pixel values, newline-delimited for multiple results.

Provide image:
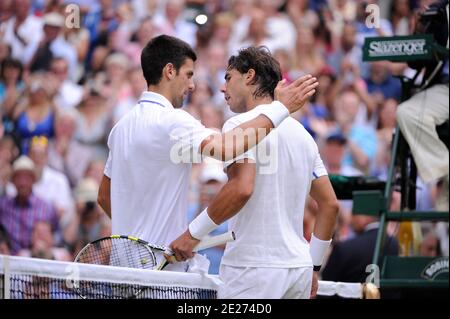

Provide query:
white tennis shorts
left=218, top=265, right=313, bottom=299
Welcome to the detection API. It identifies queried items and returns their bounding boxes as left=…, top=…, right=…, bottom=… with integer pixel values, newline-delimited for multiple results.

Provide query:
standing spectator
left=50, top=57, right=84, bottom=110
left=47, top=109, right=93, bottom=188
left=0, top=155, right=60, bottom=255
left=74, top=88, right=110, bottom=161
left=97, top=53, right=132, bottom=110
left=13, top=73, right=56, bottom=154
left=29, top=12, right=77, bottom=80
left=327, top=22, right=363, bottom=78
left=62, top=5, right=90, bottom=83
left=372, top=98, right=398, bottom=179
left=0, top=58, right=25, bottom=118
left=113, top=67, right=146, bottom=124
left=83, top=0, right=119, bottom=65
left=327, top=0, right=357, bottom=37
left=1, top=0, right=43, bottom=65
left=153, top=0, right=198, bottom=48
left=259, top=0, right=297, bottom=53
left=291, top=26, right=326, bottom=77
left=115, top=16, right=157, bottom=68
left=286, top=0, right=319, bottom=29
left=332, top=90, right=378, bottom=173
left=26, top=136, right=75, bottom=243
left=390, top=0, right=415, bottom=35
left=232, top=7, right=280, bottom=55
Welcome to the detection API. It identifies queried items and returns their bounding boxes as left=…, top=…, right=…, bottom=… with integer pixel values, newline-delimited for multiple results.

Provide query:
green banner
left=363, top=35, right=434, bottom=62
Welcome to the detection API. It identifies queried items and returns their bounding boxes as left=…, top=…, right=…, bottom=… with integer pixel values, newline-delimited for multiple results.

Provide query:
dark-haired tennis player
left=170, top=46, right=338, bottom=297
left=97, top=35, right=319, bottom=271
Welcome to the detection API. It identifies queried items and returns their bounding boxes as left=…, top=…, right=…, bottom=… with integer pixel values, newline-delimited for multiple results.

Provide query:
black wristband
left=313, top=265, right=321, bottom=272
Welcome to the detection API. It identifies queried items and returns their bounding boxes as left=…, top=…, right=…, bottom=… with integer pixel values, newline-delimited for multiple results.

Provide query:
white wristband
left=258, top=101, right=289, bottom=128
left=188, top=208, right=219, bottom=240
left=310, top=233, right=332, bottom=266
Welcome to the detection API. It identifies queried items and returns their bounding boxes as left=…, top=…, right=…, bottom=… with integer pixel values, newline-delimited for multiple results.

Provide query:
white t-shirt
left=221, top=106, right=328, bottom=268
left=104, top=91, right=215, bottom=246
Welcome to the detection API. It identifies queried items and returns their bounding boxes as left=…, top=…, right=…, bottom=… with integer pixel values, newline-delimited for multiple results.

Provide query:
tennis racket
left=72, top=231, right=235, bottom=298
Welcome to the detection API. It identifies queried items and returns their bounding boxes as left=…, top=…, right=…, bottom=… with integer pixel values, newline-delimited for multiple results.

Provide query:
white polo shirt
left=221, top=106, right=328, bottom=268
left=104, top=91, right=215, bottom=246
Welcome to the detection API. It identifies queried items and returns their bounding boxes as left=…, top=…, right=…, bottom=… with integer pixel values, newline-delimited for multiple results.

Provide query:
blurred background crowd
left=0, top=0, right=448, bottom=280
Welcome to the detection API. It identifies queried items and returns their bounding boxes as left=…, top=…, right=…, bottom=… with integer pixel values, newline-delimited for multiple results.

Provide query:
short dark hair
left=141, top=35, right=197, bottom=86
left=227, top=46, right=282, bottom=99
left=1, top=58, right=23, bottom=82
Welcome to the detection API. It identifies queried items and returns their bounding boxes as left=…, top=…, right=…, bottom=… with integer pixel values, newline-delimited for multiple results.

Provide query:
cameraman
left=396, top=0, right=449, bottom=187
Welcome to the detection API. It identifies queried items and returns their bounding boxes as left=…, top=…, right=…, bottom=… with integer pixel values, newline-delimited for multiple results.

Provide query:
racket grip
left=194, top=231, right=235, bottom=251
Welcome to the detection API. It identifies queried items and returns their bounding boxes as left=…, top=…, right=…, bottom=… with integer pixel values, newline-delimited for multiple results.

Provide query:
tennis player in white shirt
left=97, top=36, right=319, bottom=271
left=170, top=46, right=338, bottom=297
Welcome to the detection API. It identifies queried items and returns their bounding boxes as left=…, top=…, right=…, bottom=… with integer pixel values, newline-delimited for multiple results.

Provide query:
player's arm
left=200, top=75, right=318, bottom=161
left=309, top=175, right=339, bottom=268
left=98, top=175, right=111, bottom=218
left=168, top=160, right=255, bottom=261
left=308, top=175, right=339, bottom=298
left=205, top=160, right=255, bottom=224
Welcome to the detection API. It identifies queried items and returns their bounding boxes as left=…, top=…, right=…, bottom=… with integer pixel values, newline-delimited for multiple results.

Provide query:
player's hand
left=167, top=229, right=200, bottom=263
left=310, top=270, right=319, bottom=299
left=274, top=75, right=318, bottom=114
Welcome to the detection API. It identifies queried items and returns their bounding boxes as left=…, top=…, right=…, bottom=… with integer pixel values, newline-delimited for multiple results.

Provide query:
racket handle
left=156, top=231, right=235, bottom=270
left=194, top=231, right=235, bottom=251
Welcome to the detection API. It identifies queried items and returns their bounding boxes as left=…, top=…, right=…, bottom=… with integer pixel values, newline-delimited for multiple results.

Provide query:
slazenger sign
left=363, top=35, right=433, bottom=62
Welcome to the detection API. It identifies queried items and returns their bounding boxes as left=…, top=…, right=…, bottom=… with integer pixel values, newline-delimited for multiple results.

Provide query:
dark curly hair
left=227, top=46, right=282, bottom=100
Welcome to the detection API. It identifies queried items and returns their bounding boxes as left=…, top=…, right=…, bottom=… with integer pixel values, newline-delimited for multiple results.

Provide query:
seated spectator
left=18, top=221, right=71, bottom=261
left=365, top=61, right=402, bottom=102
left=322, top=215, right=399, bottom=285
left=419, top=225, right=441, bottom=257
left=72, top=177, right=111, bottom=255
left=83, top=159, right=106, bottom=186
left=187, top=159, right=228, bottom=274
left=0, top=224, right=11, bottom=255
left=320, top=133, right=362, bottom=242
left=0, top=155, right=60, bottom=255
left=0, top=135, right=18, bottom=196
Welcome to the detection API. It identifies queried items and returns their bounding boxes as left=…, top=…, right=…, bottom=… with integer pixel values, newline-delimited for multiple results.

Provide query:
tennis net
left=0, top=255, right=369, bottom=299
left=0, top=255, right=219, bottom=299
